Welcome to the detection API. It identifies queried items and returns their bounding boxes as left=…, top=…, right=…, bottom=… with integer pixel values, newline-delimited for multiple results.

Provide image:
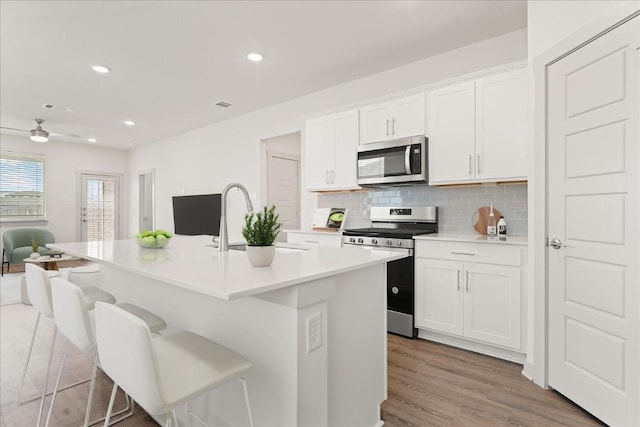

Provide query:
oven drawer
left=415, top=240, right=522, bottom=266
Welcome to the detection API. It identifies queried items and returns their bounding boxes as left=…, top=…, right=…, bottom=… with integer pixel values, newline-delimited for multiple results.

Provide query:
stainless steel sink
left=205, top=243, right=247, bottom=251
left=228, top=244, right=247, bottom=251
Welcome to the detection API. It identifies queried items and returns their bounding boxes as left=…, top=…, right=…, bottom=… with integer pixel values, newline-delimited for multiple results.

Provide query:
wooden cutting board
left=473, top=206, right=502, bottom=235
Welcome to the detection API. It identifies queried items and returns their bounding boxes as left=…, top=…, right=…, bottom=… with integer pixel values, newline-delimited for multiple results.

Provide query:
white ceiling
left=0, top=1, right=526, bottom=150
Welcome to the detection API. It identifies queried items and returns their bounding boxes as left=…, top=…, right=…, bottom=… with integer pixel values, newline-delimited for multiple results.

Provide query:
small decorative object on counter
left=242, top=205, right=283, bottom=267
left=486, top=204, right=497, bottom=238
left=30, top=237, right=41, bottom=259
left=498, top=216, right=507, bottom=236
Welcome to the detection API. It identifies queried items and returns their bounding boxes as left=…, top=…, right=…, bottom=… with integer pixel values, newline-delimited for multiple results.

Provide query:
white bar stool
left=21, top=263, right=117, bottom=427
left=46, top=277, right=167, bottom=427
left=95, top=302, right=255, bottom=427
left=68, top=264, right=102, bottom=289
left=20, top=270, right=60, bottom=305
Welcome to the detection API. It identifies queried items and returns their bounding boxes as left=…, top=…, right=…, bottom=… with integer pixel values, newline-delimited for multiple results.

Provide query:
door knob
left=391, top=286, right=399, bottom=295
left=548, top=237, right=566, bottom=250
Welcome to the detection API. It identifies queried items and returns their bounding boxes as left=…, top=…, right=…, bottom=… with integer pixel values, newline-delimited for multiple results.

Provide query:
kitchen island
left=49, top=235, right=404, bottom=427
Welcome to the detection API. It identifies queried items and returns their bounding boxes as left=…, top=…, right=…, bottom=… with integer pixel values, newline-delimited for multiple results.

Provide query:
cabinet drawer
left=287, top=232, right=342, bottom=248
left=415, top=240, right=521, bottom=266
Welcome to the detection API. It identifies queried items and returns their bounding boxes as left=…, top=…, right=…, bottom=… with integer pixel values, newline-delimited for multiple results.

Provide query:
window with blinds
left=0, top=152, right=46, bottom=221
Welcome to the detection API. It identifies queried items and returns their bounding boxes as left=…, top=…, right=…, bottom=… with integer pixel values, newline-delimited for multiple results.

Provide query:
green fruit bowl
left=135, top=229, right=173, bottom=249
left=136, top=236, right=171, bottom=249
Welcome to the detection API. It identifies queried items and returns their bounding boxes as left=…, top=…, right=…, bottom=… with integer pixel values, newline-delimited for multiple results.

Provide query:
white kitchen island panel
left=49, top=235, right=400, bottom=426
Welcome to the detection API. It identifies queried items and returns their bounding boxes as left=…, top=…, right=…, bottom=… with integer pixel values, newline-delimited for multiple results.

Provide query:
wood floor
left=1, top=279, right=603, bottom=426
left=381, top=334, right=604, bottom=427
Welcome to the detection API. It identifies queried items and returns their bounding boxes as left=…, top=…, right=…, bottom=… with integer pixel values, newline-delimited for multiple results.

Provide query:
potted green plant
left=30, top=237, right=41, bottom=259
left=241, top=205, right=282, bottom=267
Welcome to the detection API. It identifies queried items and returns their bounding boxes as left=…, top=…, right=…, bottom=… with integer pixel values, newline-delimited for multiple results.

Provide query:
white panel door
left=475, top=68, right=528, bottom=181
left=415, top=258, right=464, bottom=336
left=332, top=109, right=359, bottom=189
left=463, top=263, right=521, bottom=350
left=427, top=81, right=475, bottom=184
left=548, top=16, right=639, bottom=427
left=267, top=152, right=299, bottom=232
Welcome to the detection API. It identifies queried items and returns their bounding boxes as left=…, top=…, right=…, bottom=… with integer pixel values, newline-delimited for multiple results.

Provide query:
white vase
left=246, top=245, right=276, bottom=267
left=30, top=252, right=40, bottom=259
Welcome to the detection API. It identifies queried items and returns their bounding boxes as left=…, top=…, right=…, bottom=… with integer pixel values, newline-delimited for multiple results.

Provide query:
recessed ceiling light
left=91, top=65, right=111, bottom=74
left=88, top=138, right=97, bottom=143
left=247, top=53, right=263, bottom=62
left=124, top=120, right=135, bottom=126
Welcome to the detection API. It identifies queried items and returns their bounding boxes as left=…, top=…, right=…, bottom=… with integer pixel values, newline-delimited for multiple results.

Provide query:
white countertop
left=48, top=235, right=405, bottom=300
left=414, top=233, right=527, bottom=246
left=284, top=229, right=343, bottom=235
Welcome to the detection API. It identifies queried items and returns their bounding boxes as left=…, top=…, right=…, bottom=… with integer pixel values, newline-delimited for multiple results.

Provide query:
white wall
left=528, top=1, right=638, bottom=59
left=127, top=29, right=527, bottom=242
left=1, top=134, right=128, bottom=252
left=525, top=0, right=639, bottom=384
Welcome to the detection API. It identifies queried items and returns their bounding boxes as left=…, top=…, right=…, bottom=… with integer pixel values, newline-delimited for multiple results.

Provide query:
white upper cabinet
left=359, top=93, right=425, bottom=144
left=304, top=109, right=359, bottom=191
left=427, top=68, right=528, bottom=185
left=475, top=69, right=528, bottom=181
left=426, top=81, right=476, bottom=183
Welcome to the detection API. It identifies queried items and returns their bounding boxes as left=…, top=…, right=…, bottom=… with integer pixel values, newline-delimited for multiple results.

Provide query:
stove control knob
left=386, top=239, right=393, bottom=246
left=396, top=240, right=403, bottom=247
left=349, top=237, right=356, bottom=243
left=371, top=239, right=378, bottom=245
left=357, top=238, right=364, bottom=244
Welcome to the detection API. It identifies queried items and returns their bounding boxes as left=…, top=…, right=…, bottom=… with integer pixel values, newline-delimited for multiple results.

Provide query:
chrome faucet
left=218, top=182, right=254, bottom=251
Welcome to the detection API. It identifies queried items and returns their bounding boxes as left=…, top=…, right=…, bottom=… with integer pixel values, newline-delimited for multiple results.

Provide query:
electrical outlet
left=306, top=312, right=322, bottom=354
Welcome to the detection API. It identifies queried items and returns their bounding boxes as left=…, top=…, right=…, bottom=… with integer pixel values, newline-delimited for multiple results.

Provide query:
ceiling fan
left=0, top=118, right=80, bottom=142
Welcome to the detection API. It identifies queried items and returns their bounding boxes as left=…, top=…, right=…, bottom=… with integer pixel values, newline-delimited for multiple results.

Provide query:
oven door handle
left=404, top=146, right=412, bottom=174
left=345, top=245, right=412, bottom=256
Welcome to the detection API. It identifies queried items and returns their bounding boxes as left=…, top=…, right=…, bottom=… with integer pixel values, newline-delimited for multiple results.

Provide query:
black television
left=172, top=193, right=222, bottom=236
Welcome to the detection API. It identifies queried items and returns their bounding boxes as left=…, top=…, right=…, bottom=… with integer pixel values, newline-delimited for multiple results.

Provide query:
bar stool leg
left=103, top=382, right=118, bottom=427
left=17, top=312, right=41, bottom=404
left=239, top=377, right=254, bottom=427
left=84, top=352, right=99, bottom=427
left=44, top=340, right=70, bottom=427
left=36, top=326, right=58, bottom=427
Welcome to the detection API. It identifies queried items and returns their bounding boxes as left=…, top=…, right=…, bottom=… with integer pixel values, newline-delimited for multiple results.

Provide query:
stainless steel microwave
left=356, top=136, right=427, bottom=187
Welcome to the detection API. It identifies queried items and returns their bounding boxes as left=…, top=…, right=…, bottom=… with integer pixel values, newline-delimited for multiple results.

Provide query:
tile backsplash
left=318, top=183, right=528, bottom=236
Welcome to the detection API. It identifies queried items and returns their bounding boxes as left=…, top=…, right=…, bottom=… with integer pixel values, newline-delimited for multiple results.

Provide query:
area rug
left=0, top=268, right=71, bottom=306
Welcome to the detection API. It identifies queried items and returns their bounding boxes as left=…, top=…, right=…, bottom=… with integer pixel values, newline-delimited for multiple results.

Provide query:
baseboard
left=417, top=329, right=526, bottom=364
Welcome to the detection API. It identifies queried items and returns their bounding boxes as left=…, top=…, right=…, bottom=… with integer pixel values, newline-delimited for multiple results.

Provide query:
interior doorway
left=261, top=132, right=301, bottom=239
left=139, top=169, right=155, bottom=232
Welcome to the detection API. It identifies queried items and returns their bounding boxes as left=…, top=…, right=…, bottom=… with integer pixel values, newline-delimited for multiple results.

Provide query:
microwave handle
left=405, top=146, right=412, bottom=174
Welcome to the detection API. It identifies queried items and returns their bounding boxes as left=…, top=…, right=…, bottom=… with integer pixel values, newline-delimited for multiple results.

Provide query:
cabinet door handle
left=331, top=170, right=335, bottom=184
left=325, top=170, right=329, bottom=184
left=468, top=155, right=473, bottom=175
left=465, top=270, right=470, bottom=292
left=386, top=119, right=390, bottom=136
left=304, top=240, right=320, bottom=244
left=476, top=154, right=481, bottom=174
left=392, top=118, right=396, bottom=135
left=451, top=251, right=475, bottom=256
left=457, top=269, right=461, bottom=291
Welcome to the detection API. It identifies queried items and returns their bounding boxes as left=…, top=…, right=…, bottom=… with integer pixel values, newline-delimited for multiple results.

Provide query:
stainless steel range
left=342, top=206, right=438, bottom=338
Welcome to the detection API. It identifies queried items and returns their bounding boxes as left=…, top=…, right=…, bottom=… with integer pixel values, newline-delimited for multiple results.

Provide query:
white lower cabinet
left=415, top=240, right=524, bottom=357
